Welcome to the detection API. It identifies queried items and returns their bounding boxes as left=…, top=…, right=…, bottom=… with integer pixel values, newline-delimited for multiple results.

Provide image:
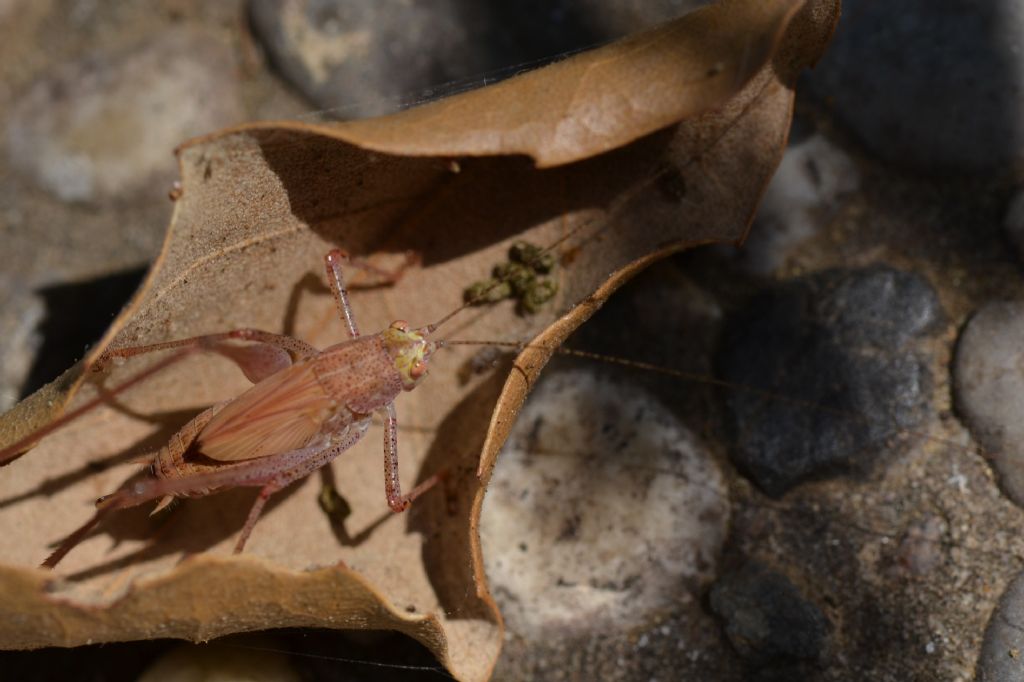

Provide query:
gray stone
left=709, top=561, right=830, bottom=664
left=954, top=301, right=1024, bottom=508
left=249, top=0, right=471, bottom=118
left=248, top=0, right=708, bottom=119
left=977, top=571, right=1024, bottom=682
left=807, top=0, right=1024, bottom=173
left=6, top=29, right=243, bottom=203
left=718, top=266, right=942, bottom=496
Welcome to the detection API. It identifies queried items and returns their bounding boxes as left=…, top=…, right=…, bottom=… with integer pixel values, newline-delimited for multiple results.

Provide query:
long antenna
left=443, top=340, right=952, bottom=439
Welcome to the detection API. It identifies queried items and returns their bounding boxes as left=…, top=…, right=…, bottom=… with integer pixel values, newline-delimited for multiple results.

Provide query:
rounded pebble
left=709, top=561, right=830, bottom=664
left=807, top=0, right=1024, bottom=172
left=954, top=301, right=1024, bottom=507
left=740, top=131, right=859, bottom=274
left=894, top=514, right=946, bottom=577
left=718, top=266, right=942, bottom=496
left=6, top=29, right=243, bottom=203
left=977, top=571, right=1024, bottom=682
left=481, top=367, right=729, bottom=636
left=249, top=0, right=472, bottom=118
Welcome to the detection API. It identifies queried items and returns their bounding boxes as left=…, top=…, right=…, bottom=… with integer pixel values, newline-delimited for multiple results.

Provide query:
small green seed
left=509, top=241, right=541, bottom=264
left=509, top=241, right=555, bottom=273
left=464, top=281, right=488, bottom=304
left=487, top=281, right=513, bottom=301
left=520, top=279, right=558, bottom=314
left=532, top=251, right=556, bottom=274
left=532, top=279, right=557, bottom=302
left=468, top=280, right=512, bottom=303
left=465, top=279, right=512, bottom=304
left=495, top=262, right=535, bottom=296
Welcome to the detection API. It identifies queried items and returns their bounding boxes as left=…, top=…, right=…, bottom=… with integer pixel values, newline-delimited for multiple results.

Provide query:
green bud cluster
left=463, top=240, right=559, bottom=315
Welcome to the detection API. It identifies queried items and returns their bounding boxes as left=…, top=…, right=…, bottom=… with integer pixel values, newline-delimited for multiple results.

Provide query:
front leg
left=323, top=249, right=419, bottom=340
left=325, top=250, right=361, bottom=339
left=381, top=402, right=442, bottom=513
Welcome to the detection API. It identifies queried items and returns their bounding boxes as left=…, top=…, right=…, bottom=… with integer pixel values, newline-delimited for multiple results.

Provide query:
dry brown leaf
left=0, top=1, right=839, bottom=679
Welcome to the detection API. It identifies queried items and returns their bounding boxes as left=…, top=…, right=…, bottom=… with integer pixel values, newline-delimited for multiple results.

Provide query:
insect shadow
left=0, top=407, right=199, bottom=512
left=62, top=485, right=296, bottom=583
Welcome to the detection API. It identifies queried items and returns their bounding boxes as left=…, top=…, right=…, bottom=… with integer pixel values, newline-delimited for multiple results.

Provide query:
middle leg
left=381, top=402, right=444, bottom=513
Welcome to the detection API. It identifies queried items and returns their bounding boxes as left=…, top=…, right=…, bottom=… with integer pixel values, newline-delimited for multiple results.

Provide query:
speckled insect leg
left=324, top=249, right=419, bottom=340
left=85, top=420, right=370, bottom=555
left=96, top=423, right=367, bottom=510
left=224, top=329, right=319, bottom=359
left=232, top=420, right=371, bottom=553
left=325, top=249, right=361, bottom=339
left=41, top=405, right=224, bottom=565
left=97, top=329, right=319, bottom=384
left=41, top=402, right=224, bottom=569
left=5, top=331, right=320, bottom=468
left=382, top=402, right=443, bottom=513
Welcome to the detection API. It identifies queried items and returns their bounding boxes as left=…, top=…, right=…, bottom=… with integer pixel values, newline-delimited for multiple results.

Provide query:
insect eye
left=390, top=320, right=410, bottom=332
left=410, top=360, right=426, bottom=378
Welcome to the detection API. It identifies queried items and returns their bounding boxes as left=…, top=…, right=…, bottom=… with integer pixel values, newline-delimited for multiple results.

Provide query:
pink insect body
left=17, top=249, right=443, bottom=568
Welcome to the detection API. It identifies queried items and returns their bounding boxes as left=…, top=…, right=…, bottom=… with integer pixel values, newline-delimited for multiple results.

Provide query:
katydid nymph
left=0, top=249, right=468, bottom=568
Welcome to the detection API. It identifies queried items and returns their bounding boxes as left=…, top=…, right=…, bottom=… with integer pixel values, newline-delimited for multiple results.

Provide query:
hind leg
left=44, top=421, right=372, bottom=567
left=96, top=328, right=319, bottom=383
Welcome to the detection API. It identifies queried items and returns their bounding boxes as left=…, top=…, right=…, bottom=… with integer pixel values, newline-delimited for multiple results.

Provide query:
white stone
left=481, top=368, right=729, bottom=636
